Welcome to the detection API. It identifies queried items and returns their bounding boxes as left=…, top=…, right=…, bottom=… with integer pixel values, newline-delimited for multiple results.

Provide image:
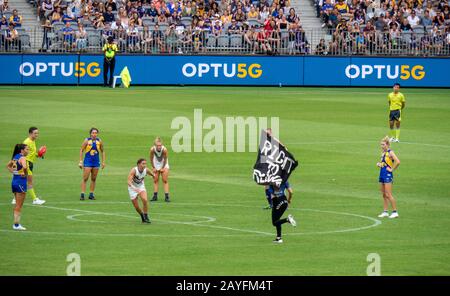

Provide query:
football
left=37, top=145, right=47, bottom=158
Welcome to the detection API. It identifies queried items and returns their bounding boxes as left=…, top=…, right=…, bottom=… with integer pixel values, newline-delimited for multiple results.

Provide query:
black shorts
left=272, top=195, right=288, bottom=224
left=389, top=110, right=401, bottom=122
left=28, top=161, right=34, bottom=172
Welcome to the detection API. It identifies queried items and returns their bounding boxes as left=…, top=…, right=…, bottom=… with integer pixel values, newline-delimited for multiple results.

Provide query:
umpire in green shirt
left=102, top=36, right=118, bottom=87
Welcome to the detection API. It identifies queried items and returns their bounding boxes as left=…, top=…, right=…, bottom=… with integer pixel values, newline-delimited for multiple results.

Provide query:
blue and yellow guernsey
left=379, top=150, right=394, bottom=183
left=83, top=137, right=101, bottom=168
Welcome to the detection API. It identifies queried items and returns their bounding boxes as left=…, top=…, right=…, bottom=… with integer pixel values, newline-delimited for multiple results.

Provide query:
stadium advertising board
left=1, top=54, right=449, bottom=87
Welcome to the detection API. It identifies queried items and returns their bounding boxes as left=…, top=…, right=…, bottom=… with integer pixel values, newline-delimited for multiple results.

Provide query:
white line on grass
left=0, top=202, right=381, bottom=238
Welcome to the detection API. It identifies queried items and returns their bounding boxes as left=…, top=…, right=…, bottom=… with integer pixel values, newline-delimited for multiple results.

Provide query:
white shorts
left=154, top=160, right=169, bottom=171
left=128, top=185, right=146, bottom=200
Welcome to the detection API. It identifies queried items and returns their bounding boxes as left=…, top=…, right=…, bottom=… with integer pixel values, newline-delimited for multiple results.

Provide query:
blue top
left=84, top=137, right=101, bottom=163
left=268, top=182, right=291, bottom=198
left=12, top=153, right=27, bottom=182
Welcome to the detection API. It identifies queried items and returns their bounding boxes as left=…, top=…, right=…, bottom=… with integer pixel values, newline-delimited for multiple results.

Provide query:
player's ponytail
left=11, top=144, right=27, bottom=159
left=381, top=136, right=391, bottom=146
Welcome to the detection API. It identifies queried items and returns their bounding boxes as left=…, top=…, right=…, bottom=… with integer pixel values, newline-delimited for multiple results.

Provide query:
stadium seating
left=1, top=0, right=449, bottom=55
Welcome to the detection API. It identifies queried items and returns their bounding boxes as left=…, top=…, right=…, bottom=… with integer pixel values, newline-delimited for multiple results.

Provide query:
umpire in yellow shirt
left=102, top=36, right=118, bottom=87
left=387, top=83, right=406, bottom=143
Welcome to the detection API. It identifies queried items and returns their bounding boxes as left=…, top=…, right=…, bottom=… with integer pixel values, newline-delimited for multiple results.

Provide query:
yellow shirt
left=23, top=137, right=37, bottom=163
left=103, top=43, right=118, bottom=59
left=248, top=11, right=258, bottom=18
left=388, top=92, right=406, bottom=111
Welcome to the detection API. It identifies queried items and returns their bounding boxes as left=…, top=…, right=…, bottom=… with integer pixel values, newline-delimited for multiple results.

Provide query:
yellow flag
left=120, top=66, right=131, bottom=88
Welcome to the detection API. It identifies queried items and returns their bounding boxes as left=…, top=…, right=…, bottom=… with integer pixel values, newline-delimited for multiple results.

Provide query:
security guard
left=102, top=36, right=118, bottom=87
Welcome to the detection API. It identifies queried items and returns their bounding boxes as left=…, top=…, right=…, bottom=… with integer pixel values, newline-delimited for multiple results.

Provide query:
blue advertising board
left=79, top=55, right=303, bottom=86
left=20, top=54, right=78, bottom=84
left=0, top=54, right=449, bottom=87
left=0, top=54, right=23, bottom=84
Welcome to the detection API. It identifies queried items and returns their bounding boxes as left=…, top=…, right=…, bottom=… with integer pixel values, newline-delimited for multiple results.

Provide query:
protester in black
left=268, top=182, right=296, bottom=243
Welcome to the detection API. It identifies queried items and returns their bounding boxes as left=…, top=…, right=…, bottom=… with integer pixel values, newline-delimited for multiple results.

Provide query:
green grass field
left=0, top=86, right=449, bottom=275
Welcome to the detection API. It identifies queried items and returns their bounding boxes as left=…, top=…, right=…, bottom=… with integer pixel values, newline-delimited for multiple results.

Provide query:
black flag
left=253, top=130, right=298, bottom=186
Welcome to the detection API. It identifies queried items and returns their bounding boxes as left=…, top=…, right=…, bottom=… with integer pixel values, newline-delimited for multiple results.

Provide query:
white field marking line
left=0, top=202, right=381, bottom=237
left=67, top=212, right=216, bottom=225
left=27, top=204, right=271, bottom=236
left=66, top=212, right=273, bottom=236
left=34, top=204, right=216, bottom=226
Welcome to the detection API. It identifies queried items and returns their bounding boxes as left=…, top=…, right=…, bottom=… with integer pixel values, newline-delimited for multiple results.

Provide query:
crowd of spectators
left=34, top=0, right=309, bottom=54
left=1, top=1, right=24, bottom=51
left=314, top=0, right=450, bottom=55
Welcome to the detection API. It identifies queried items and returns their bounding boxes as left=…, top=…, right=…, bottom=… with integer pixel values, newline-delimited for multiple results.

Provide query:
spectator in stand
left=41, top=19, right=52, bottom=51
left=105, top=0, right=117, bottom=11
left=432, top=27, right=444, bottom=54
left=422, top=10, right=433, bottom=27
left=407, top=10, right=421, bottom=27
left=315, top=38, right=327, bottom=54
left=4, top=23, right=20, bottom=51
left=248, top=5, right=258, bottom=19
left=374, top=13, right=387, bottom=31
left=126, top=21, right=140, bottom=51
left=147, top=3, right=159, bottom=19
left=93, top=11, right=105, bottom=29
left=62, top=8, right=75, bottom=23
left=98, top=2, right=107, bottom=15
left=40, top=0, right=54, bottom=22
left=76, top=23, right=87, bottom=51
left=432, top=13, right=445, bottom=27
left=111, top=18, right=122, bottom=30
left=211, top=18, right=222, bottom=36
left=104, top=6, right=115, bottom=24
left=443, top=5, right=450, bottom=22
left=426, top=2, right=437, bottom=20
left=234, top=7, right=246, bottom=22
left=130, top=12, right=143, bottom=27
left=260, top=5, right=270, bottom=20
left=287, top=8, right=299, bottom=24
left=400, top=18, right=412, bottom=32
left=102, top=21, right=114, bottom=43
left=119, top=7, right=129, bottom=29
left=9, top=9, right=22, bottom=28
left=321, top=0, right=334, bottom=28
left=0, top=16, right=8, bottom=29
left=61, top=21, right=76, bottom=51
left=0, top=0, right=8, bottom=14
left=420, top=31, right=433, bottom=54
left=152, top=24, right=164, bottom=52
left=228, top=18, right=241, bottom=34
left=80, top=12, right=92, bottom=26
left=278, top=14, right=288, bottom=30
left=51, top=7, right=63, bottom=24
left=221, top=10, right=232, bottom=25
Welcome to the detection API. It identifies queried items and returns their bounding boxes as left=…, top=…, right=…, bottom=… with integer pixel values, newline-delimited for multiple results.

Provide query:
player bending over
left=268, top=181, right=296, bottom=243
left=128, top=158, right=154, bottom=223
left=377, top=136, right=401, bottom=219
left=150, top=137, right=170, bottom=202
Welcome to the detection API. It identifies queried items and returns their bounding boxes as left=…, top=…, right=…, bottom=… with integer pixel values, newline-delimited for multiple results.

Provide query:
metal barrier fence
left=1, top=24, right=450, bottom=56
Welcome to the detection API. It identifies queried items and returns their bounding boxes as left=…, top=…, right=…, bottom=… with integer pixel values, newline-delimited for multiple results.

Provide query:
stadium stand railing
left=1, top=24, right=449, bottom=56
